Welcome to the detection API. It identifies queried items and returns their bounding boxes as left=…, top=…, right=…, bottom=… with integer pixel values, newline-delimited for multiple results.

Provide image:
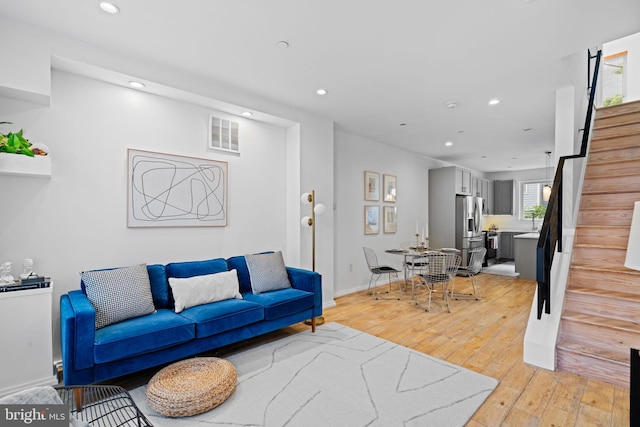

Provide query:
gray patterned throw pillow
left=245, top=251, right=292, bottom=294
left=81, top=264, right=156, bottom=329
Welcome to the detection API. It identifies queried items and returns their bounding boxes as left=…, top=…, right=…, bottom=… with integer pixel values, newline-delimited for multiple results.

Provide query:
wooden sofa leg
left=311, top=317, right=316, bottom=332
left=74, top=387, right=84, bottom=412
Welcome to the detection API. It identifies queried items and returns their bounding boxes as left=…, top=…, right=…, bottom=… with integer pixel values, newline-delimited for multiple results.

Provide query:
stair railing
left=535, top=49, right=602, bottom=319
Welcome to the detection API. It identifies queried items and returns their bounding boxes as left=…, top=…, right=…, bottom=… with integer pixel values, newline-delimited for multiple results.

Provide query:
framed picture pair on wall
left=364, top=171, right=397, bottom=235
left=364, top=171, right=396, bottom=203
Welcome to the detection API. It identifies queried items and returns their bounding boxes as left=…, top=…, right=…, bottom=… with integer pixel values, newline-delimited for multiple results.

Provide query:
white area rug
left=481, top=261, right=519, bottom=277
left=130, top=323, right=498, bottom=427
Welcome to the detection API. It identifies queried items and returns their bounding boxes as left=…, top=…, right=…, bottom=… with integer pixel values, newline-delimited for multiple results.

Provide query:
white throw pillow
left=169, top=269, right=242, bottom=313
left=245, top=251, right=292, bottom=294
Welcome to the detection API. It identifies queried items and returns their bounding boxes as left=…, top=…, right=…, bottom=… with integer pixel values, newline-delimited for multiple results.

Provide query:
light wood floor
left=296, top=272, right=630, bottom=426
left=112, top=272, right=629, bottom=426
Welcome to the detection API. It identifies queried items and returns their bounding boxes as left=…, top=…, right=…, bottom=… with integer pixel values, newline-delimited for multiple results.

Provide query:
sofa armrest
left=61, top=290, right=96, bottom=371
left=287, top=267, right=322, bottom=317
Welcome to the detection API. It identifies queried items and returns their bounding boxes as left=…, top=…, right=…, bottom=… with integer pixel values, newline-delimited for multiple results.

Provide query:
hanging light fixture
left=543, top=151, right=552, bottom=201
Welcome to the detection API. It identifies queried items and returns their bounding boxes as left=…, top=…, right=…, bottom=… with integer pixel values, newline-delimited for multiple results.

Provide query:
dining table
left=385, top=247, right=461, bottom=298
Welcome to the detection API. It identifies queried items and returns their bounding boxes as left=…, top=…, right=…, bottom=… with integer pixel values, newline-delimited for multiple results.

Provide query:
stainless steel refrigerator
left=455, top=195, right=484, bottom=267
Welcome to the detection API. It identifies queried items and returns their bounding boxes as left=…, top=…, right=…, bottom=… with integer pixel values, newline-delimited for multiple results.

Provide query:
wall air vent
left=208, top=115, right=239, bottom=153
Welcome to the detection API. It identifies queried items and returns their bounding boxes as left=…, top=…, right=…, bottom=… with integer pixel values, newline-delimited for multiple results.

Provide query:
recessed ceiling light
left=445, top=141, right=453, bottom=147
left=488, top=98, right=500, bottom=105
left=128, top=81, right=145, bottom=88
left=316, top=88, right=328, bottom=95
left=445, top=101, right=459, bottom=109
left=241, top=111, right=253, bottom=117
left=457, top=130, right=465, bottom=134
left=523, top=128, right=532, bottom=132
left=400, top=123, right=407, bottom=126
left=99, top=2, right=120, bottom=14
left=276, top=41, right=290, bottom=49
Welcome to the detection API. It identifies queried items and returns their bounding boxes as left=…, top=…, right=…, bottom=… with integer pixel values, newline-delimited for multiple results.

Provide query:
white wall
left=0, top=70, right=297, bottom=358
left=333, top=130, right=442, bottom=296
left=0, top=16, right=336, bottom=361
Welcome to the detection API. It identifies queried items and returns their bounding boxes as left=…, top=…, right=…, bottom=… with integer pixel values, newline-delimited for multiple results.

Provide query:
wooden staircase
left=556, top=100, right=640, bottom=388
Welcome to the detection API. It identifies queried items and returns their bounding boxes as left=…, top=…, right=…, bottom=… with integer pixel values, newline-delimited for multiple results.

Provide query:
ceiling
left=2, top=0, right=640, bottom=173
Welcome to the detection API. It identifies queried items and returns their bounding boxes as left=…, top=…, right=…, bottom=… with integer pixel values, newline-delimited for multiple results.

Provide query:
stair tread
left=562, top=310, right=640, bottom=333
left=573, top=242, right=627, bottom=250
left=570, top=264, right=640, bottom=275
left=567, top=286, right=640, bottom=302
left=576, top=225, right=630, bottom=229
left=556, top=341, right=629, bottom=365
left=595, top=100, right=640, bottom=118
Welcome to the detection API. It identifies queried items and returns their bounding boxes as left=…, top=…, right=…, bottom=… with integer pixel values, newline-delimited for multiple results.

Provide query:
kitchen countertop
left=513, top=232, right=540, bottom=239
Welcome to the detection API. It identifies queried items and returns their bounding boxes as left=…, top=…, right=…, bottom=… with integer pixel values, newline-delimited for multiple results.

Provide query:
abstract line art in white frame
left=128, top=149, right=228, bottom=227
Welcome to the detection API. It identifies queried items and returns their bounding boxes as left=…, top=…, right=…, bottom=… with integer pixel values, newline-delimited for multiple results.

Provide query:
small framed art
left=383, top=174, right=397, bottom=202
left=364, top=205, right=380, bottom=235
left=383, top=206, right=397, bottom=233
left=364, top=171, right=380, bottom=201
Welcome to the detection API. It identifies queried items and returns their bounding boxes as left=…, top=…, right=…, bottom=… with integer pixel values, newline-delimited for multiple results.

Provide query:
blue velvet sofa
left=60, top=254, right=322, bottom=386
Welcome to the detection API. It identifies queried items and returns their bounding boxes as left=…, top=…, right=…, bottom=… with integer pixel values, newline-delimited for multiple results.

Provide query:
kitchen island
left=513, top=232, right=539, bottom=280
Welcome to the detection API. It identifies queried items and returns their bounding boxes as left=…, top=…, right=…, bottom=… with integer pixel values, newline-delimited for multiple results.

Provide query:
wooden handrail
left=535, top=49, right=602, bottom=319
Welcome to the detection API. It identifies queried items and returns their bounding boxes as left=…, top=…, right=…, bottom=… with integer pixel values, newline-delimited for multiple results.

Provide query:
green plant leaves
left=0, top=128, right=34, bottom=157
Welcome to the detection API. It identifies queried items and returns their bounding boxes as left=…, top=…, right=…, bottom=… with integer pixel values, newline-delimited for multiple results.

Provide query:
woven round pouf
left=146, top=357, right=236, bottom=417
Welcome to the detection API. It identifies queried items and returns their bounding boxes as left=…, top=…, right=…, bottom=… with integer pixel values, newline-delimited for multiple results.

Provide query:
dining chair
left=415, top=252, right=461, bottom=312
left=362, top=247, right=401, bottom=300
left=399, top=241, right=428, bottom=288
left=452, top=247, right=486, bottom=300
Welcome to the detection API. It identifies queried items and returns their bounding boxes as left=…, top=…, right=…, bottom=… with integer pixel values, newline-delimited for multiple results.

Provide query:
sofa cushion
left=169, top=270, right=243, bottom=313
left=93, top=309, right=194, bottom=364
left=165, top=258, right=228, bottom=279
left=242, top=288, right=315, bottom=320
left=245, top=251, right=292, bottom=294
left=81, top=264, right=157, bottom=329
left=147, top=264, right=169, bottom=308
left=177, top=299, right=264, bottom=338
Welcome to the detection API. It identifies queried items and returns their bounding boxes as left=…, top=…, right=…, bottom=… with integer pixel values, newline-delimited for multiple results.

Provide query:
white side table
left=0, top=284, right=57, bottom=397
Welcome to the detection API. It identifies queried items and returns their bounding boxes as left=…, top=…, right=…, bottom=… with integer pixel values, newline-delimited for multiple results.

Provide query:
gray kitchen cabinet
left=472, top=176, right=480, bottom=197
left=497, top=231, right=526, bottom=260
left=498, top=232, right=513, bottom=259
left=429, top=166, right=471, bottom=250
left=455, top=168, right=472, bottom=195
left=481, top=179, right=493, bottom=214
left=493, top=180, right=514, bottom=215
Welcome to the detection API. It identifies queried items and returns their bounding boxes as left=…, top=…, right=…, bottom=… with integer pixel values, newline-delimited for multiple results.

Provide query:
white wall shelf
left=0, top=153, right=52, bottom=178
left=0, top=84, right=50, bottom=106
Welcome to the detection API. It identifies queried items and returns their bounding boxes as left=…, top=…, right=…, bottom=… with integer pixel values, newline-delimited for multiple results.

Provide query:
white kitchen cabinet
left=0, top=285, right=57, bottom=397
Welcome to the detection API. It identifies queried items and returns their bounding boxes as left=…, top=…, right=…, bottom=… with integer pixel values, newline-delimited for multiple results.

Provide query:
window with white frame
left=601, top=51, right=627, bottom=107
left=520, top=181, right=548, bottom=220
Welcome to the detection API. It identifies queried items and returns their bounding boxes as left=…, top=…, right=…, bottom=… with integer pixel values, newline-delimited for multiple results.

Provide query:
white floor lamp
left=301, top=190, right=326, bottom=325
